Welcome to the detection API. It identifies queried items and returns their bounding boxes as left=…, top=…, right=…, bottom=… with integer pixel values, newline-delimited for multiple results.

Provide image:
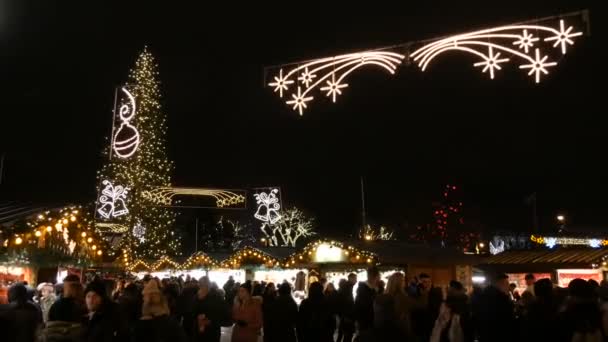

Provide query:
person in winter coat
left=373, top=272, right=413, bottom=340
left=48, top=275, right=86, bottom=323
left=262, top=283, right=277, bottom=342
left=37, top=282, right=56, bottom=323
left=555, top=278, right=603, bottom=342
left=354, top=266, right=380, bottom=335
left=193, top=279, right=230, bottom=342
left=474, top=273, right=516, bottom=342
left=430, top=294, right=472, bottom=342
left=232, top=282, right=263, bottom=342
left=522, top=278, right=558, bottom=342
left=263, top=283, right=298, bottom=342
left=133, top=280, right=188, bottom=342
left=336, top=279, right=355, bottom=342
left=82, top=280, right=128, bottom=342
left=0, top=283, right=43, bottom=342
left=297, top=282, right=334, bottom=342
left=177, top=280, right=200, bottom=338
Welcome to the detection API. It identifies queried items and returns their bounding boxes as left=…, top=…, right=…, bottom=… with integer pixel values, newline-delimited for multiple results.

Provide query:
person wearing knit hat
left=82, top=280, right=128, bottom=342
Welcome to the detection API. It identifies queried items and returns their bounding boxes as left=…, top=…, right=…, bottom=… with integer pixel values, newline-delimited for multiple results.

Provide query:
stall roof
left=0, top=201, right=51, bottom=226
left=349, top=240, right=480, bottom=266
left=479, top=248, right=608, bottom=266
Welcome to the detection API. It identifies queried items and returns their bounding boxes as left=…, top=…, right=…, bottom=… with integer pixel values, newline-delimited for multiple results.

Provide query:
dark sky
left=0, top=1, right=604, bottom=237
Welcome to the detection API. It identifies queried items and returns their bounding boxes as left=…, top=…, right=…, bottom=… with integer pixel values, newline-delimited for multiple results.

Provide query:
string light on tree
left=97, top=47, right=180, bottom=259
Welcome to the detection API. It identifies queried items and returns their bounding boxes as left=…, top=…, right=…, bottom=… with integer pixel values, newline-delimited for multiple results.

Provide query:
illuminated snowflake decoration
left=97, top=180, right=130, bottom=219
left=132, top=222, right=146, bottom=243
left=473, top=47, right=509, bottom=79
left=412, top=19, right=583, bottom=83
left=268, top=69, right=294, bottom=98
left=286, top=87, right=313, bottom=115
left=320, top=74, right=348, bottom=103
left=513, top=29, right=539, bottom=53
left=519, top=49, right=557, bottom=83
left=268, top=51, right=404, bottom=114
left=298, top=67, right=317, bottom=87
left=545, top=19, right=584, bottom=54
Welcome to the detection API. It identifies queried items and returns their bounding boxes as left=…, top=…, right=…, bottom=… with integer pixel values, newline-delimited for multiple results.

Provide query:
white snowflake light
left=268, top=69, right=294, bottom=98
left=112, top=87, right=140, bottom=159
left=320, top=74, right=348, bottom=103
left=286, top=87, right=313, bottom=116
left=544, top=19, right=583, bottom=54
left=473, top=47, right=509, bottom=79
left=298, top=67, right=317, bottom=87
left=513, top=29, right=539, bottom=53
left=97, top=180, right=130, bottom=219
left=519, top=48, right=557, bottom=83
left=132, top=222, right=146, bottom=243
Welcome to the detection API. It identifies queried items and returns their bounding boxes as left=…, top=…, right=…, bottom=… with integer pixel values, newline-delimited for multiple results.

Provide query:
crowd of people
left=2, top=268, right=608, bottom=342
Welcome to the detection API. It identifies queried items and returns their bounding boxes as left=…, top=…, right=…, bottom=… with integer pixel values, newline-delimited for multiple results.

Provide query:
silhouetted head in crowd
left=308, top=282, right=324, bottom=301
left=278, top=282, right=291, bottom=297
left=419, top=273, right=432, bottom=292
left=525, top=273, right=536, bottom=286
left=493, top=273, right=510, bottom=294
left=534, top=278, right=553, bottom=299
left=348, top=273, right=358, bottom=286
left=367, top=266, right=380, bottom=288
left=568, top=278, right=594, bottom=300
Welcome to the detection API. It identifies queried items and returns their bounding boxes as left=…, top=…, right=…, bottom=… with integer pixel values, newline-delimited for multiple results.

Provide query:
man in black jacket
left=83, top=280, right=128, bottom=342
left=192, top=279, right=229, bottom=342
left=48, top=275, right=86, bottom=323
left=475, top=273, right=516, bottom=342
left=0, top=283, right=43, bottom=342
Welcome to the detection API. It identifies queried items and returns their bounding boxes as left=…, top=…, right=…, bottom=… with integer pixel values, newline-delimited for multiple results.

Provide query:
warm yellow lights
left=35, top=231, right=42, bottom=237
left=87, top=237, right=93, bottom=243
left=70, top=216, right=76, bottom=222
left=92, top=245, right=97, bottom=250
left=97, top=250, right=103, bottom=256
left=62, top=219, right=68, bottom=225
left=15, top=237, right=23, bottom=245
left=46, top=226, right=52, bottom=232
left=81, top=232, right=87, bottom=238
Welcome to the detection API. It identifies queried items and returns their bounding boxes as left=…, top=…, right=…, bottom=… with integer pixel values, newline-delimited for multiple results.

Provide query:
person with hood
left=37, top=282, right=56, bottom=324
left=297, top=282, right=334, bottom=342
left=133, top=280, right=187, bottom=342
left=192, top=278, right=230, bottom=342
left=82, top=280, right=128, bottom=342
left=232, top=281, right=262, bottom=342
left=263, top=282, right=297, bottom=342
left=0, top=283, right=43, bottom=342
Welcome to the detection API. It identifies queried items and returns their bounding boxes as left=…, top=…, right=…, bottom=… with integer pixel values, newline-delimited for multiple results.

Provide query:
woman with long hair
left=232, top=282, right=263, bottom=342
left=373, top=272, right=413, bottom=340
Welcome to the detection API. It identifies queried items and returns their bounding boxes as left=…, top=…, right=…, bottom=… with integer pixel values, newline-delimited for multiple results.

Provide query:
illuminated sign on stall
left=314, top=243, right=346, bottom=263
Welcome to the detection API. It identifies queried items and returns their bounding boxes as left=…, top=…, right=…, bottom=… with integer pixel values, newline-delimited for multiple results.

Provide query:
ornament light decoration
left=254, top=189, right=282, bottom=225
left=411, top=19, right=583, bottom=83
left=112, top=87, right=140, bottom=159
left=97, top=180, right=130, bottom=219
left=268, top=51, right=405, bottom=114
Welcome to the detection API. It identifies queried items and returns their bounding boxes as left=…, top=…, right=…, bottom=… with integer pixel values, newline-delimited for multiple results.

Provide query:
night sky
left=0, top=1, right=603, bottom=238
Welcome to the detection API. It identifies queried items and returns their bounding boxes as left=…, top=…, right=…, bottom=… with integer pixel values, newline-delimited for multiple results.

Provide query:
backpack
left=43, top=321, right=82, bottom=342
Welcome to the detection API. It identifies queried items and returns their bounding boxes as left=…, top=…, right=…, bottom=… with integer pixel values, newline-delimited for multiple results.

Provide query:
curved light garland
left=269, top=51, right=405, bottom=114
left=411, top=19, right=583, bottom=83
left=142, top=187, right=246, bottom=208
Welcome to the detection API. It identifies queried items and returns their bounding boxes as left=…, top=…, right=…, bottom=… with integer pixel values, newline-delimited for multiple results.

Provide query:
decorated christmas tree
left=97, top=48, right=179, bottom=260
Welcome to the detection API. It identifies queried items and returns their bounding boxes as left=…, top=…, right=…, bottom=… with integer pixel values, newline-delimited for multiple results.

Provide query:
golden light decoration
left=81, top=232, right=87, bottom=238
left=46, top=226, right=52, bottom=232
left=35, top=231, right=42, bottom=237
left=15, top=237, right=23, bottom=245
left=97, top=250, right=103, bottom=256
left=284, top=239, right=377, bottom=267
left=87, top=237, right=93, bottom=243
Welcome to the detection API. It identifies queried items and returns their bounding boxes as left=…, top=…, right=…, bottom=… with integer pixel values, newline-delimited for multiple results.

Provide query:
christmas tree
left=97, top=48, right=179, bottom=259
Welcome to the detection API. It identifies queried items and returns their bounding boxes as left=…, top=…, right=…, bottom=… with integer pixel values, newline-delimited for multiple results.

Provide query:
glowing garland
left=112, top=87, right=140, bottom=159
left=181, top=252, right=218, bottom=270
left=4, top=206, right=105, bottom=260
left=411, top=19, right=583, bottom=83
left=269, top=51, right=405, bottom=114
left=285, top=240, right=377, bottom=267
left=97, top=180, right=130, bottom=219
left=530, top=235, right=608, bottom=249
left=141, top=187, right=246, bottom=208
left=220, top=247, right=280, bottom=269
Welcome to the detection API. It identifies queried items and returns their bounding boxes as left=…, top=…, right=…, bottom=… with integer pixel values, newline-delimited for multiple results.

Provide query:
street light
left=557, top=215, right=565, bottom=222
left=478, top=242, right=485, bottom=249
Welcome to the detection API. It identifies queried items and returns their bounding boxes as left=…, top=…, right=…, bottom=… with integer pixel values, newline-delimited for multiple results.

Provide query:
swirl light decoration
left=141, top=187, right=246, bottom=208
left=411, top=19, right=583, bottom=83
left=268, top=51, right=405, bottom=114
left=112, top=87, right=140, bottom=159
